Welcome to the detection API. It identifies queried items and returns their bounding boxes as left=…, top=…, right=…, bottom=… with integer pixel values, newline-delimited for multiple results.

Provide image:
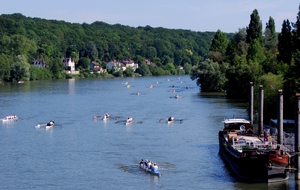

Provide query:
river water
left=0, top=75, right=298, bottom=189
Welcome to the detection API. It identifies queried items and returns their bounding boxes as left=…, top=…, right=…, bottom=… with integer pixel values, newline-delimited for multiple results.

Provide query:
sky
left=0, top=0, right=299, bottom=33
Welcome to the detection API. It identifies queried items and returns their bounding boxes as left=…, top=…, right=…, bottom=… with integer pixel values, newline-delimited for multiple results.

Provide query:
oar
left=35, top=123, right=47, bottom=128
left=115, top=120, right=126, bottom=123
left=93, top=115, right=103, bottom=119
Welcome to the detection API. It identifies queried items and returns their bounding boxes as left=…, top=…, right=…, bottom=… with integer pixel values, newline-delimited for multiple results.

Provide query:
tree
left=292, top=4, right=300, bottom=52
left=183, top=62, right=192, bottom=74
left=0, top=53, right=12, bottom=81
left=209, top=29, right=228, bottom=54
left=10, top=55, right=31, bottom=81
left=278, top=20, right=292, bottom=65
left=264, top=17, right=277, bottom=50
left=78, top=57, right=90, bottom=69
left=283, top=51, right=300, bottom=118
left=247, top=39, right=266, bottom=64
left=190, top=59, right=227, bottom=92
left=246, top=9, right=263, bottom=44
left=123, top=67, right=134, bottom=77
left=136, top=62, right=152, bottom=76
left=86, top=41, right=98, bottom=61
left=50, top=57, right=63, bottom=79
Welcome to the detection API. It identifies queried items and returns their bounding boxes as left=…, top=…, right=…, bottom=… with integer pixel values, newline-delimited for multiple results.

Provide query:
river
left=0, top=75, right=298, bottom=189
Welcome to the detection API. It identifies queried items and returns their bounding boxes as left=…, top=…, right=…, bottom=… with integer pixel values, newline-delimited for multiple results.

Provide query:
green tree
left=260, top=73, right=284, bottom=121
left=292, top=4, right=300, bottom=52
left=136, top=62, right=152, bottom=76
left=283, top=51, right=300, bottom=118
left=246, top=9, right=263, bottom=44
left=183, top=62, right=192, bottom=74
left=278, top=19, right=292, bottom=65
left=190, top=59, right=227, bottom=92
left=123, top=67, right=134, bottom=77
left=78, top=57, right=90, bottom=69
left=264, top=17, right=277, bottom=50
left=247, top=39, right=266, bottom=64
left=0, top=53, right=12, bottom=81
left=209, top=29, right=228, bottom=54
left=10, top=55, right=31, bottom=81
left=51, top=57, right=63, bottom=79
left=86, top=41, right=98, bottom=61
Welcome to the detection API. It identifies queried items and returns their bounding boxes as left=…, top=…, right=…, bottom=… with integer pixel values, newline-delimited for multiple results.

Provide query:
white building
left=32, top=58, right=46, bottom=68
left=62, top=58, right=75, bottom=72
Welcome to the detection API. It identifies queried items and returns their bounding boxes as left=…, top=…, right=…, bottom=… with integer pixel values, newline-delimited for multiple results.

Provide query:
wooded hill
left=0, top=13, right=231, bottom=80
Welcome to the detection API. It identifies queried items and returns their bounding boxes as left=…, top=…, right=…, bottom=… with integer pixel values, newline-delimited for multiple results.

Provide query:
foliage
left=136, top=62, right=152, bottom=76
left=0, top=13, right=217, bottom=81
left=246, top=9, right=263, bottom=44
left=190, top=59, right=227, bottom=92
left=277, top=20, right=292, bottom=65
left=123, top=67, right=134, bottom=77
left=260, top=73, right=284, bottom=121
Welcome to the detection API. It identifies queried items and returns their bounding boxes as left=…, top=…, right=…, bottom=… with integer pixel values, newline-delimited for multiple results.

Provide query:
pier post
left=277, top=90, right=283, bottom=145
left=249, top=82, right=254, bottom=128
left=295, top=93, right=300, bottom=179
left=258, top=85, right=264, bottom=136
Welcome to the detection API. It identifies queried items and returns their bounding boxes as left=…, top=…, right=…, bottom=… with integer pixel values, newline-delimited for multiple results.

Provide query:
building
left=62, top=58, right=79, bottom=74
left=106, top=60, right=123, bottom=71
left=32, top=58, right=46, bottom=68
left=106, top=58, right=138, bottom=72
left=90, top=61, right=106, bottom=73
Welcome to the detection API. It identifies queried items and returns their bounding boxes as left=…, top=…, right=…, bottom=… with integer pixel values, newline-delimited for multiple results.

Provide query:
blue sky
left=0, top=0, right=299, bottom=33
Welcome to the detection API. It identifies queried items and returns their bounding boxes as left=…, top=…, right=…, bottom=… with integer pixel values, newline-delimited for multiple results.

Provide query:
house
left=177, top=66, right=183, bottom=70
left=62, top=58, right=75, bottom=71
left=90, top=61, right=106, bottom=73
left=106, top=60, right=123, bottom=71
left=121, top=58, right=138, bottom=71
left=32, top=58, right=46, bottom=68
left=62, top=57, right=79, bottom=74
left=144, top=59, right=156, bottom=67
left=106, top=58, right=139, bottom=72
left=90, top=61, right=100, bottom=70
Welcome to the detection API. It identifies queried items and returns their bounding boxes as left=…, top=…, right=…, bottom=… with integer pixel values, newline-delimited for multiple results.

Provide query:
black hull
left=218, top=131, right=289, bottom=182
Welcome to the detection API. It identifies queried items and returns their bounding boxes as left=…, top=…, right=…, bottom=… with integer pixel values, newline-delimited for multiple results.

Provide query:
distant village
left=32, top=57, right=161, bottom=75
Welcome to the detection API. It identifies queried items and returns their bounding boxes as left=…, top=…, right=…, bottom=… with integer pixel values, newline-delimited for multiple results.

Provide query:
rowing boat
left=139, top=164, right=161, bottom=176
left=103, top=115, right=110, bottom=121
left=1, top=115, right=18, bottom=122
left=167, top=120, right=174, bottom=124
left=46, top=120, right=55, bottom=130
left=125, top=120, right=133, bottom=125
left=46, top=123, right=54, bottom=130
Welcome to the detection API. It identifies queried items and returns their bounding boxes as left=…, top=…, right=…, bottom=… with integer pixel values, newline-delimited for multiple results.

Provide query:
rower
left=153, top=163, right=158, bottom=171
left=105, top=113, right=110, bottom=118
left=168, top=116, right=174, bottom=121
left=139, top=159, right=144, bottom=166
left=126, top=116, right=132, bottom=123
left=175, top=95, right=179, bottom=99
left=147, top=160, right=151, bottom=169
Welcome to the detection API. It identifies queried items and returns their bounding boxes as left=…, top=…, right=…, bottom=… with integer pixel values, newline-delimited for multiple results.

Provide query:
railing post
left=277, top=90, right=283, bottom=145
left=249, top=82, right=254, bottom=128
left=258, top=85, right=264, bottom=136
left=295, top=93, right=300, bottom=179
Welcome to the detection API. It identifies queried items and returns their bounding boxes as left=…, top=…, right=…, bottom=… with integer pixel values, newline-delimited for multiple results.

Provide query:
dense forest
left=0, top=13, right=228, bottom=80
left=191, top=7, right=300, bottom=121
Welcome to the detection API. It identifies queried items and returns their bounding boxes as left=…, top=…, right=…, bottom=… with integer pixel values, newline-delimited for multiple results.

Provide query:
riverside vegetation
left=1, top=7, right=300, bottom=120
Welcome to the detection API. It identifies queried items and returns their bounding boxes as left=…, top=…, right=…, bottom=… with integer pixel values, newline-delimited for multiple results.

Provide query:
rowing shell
left=125, top=120, right=133, bottom=125
left=46, top=124, right=54, bottom=130
left=139, top=164, right=161, bottom=176
left=167, top=120, right=174, bottom=124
